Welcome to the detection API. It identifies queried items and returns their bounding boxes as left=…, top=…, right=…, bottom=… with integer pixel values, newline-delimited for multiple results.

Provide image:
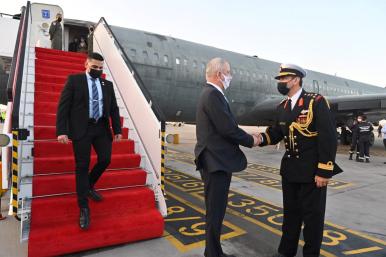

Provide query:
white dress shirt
left=288, top=88, right=303, bottom=110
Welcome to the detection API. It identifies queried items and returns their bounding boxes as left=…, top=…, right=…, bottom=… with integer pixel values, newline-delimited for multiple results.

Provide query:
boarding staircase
left=2, top=3, right=167, bottom=257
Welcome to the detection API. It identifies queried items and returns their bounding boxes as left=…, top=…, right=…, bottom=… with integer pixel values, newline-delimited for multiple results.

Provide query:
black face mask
left=277, top=82, right=290, bottom=95
left=89, top=68, right=102, bottom=79
left=57, top=17, right=62, bottom=22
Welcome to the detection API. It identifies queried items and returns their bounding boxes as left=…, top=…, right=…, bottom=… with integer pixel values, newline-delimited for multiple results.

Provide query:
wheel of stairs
left=28, top=47, right=164, bottom=257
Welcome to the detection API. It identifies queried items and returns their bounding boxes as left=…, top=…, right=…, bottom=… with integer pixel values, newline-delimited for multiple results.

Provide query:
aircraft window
left=176, top=57, right=180, bottom=65
left=164, top=55, right=169, bottom=63
left=154, top=53, right=159, bottom=62
left=193, top=60, right=197, bottom=68
left=130, top=49, right=136, bottom=57
left=233, top=69, right=237, bottom=74
left=246, top=71, right=250, bottom=76
left=201, top=63, right=205, bottom=71
left=143, top=50, right=149, bottom=59
left=183, top=59, right=188, bottom=66
left=239, top=70, right=243, bottom=75
left=252, top=73, right=256, bottom=78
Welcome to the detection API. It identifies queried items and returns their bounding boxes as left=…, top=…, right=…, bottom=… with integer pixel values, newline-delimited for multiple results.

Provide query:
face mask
left=221, top=73, right=232, bottom=90
left=277, top=77, right=295, bottom=95
left=277, top=82, right=290, bottom=95
left=57, top=17, right=62, bottom=22
left=89, top=68, right=102, bottom=79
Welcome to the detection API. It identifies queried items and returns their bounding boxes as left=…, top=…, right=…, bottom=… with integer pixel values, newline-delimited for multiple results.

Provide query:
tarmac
left=0, top=123, right=385, bottom=257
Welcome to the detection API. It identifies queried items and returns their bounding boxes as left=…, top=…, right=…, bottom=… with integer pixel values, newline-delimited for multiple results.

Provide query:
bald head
left=206, top=58, right=231, bottom=89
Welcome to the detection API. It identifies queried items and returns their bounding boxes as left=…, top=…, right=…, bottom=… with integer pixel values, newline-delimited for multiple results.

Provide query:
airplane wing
left=326, top=93, right=386, bottom=125
left=245, top=93, right=386, bottom=127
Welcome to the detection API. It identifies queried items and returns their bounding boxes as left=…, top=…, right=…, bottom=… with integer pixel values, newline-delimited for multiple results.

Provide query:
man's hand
left=114, top=134, right=122, bottom=142
left=57, top=135, right=69, bottom=144
left=252, top=133, right=262, bottom=147
left=315, top=176, right=329, bottom=188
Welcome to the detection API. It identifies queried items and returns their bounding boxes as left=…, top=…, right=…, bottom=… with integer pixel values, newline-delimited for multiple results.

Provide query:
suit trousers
left=72, top=120, right=112, bottom=208
left=200, top=169, right=232, bottom=257
left=279, top=178, right=327, bottom=257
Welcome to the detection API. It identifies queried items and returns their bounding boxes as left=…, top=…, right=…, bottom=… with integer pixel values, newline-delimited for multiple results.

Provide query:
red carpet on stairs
left=28, top=47, right=164, bottom=257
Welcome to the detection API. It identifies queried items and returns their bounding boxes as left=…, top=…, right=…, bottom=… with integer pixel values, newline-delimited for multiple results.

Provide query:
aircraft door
left=30, top=3, right=63, bottom=49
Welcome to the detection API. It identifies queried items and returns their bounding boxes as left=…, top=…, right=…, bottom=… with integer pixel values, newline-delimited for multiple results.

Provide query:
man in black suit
left=195, top=58, right=259, bottom=257
left=56, top=52, right=122, bottom=229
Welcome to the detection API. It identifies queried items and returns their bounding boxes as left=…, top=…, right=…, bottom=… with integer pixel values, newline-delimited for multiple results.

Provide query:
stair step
left=32, top=169, right=147, bottom=196
left=35, top=65, right=85, bottom=76
left=36, top=51, right=87, bottom=63
left=34, top=126, right=129, bottom=140
left=34, top=113, right=124, bottom=127
left=35, top=81, right=67, bottom=93
left=34, top=153, right=142, bottom=174
left=28, top=187, right=164, bottom=257
left=34, top=139, right=135, bottom=157
left=35, top=59, right=85, bottom=71
left=35, top=47, right=88, bottom=58
left=34, top=92, right=61, bottom=104
left=35, top=73, right=68, bottom=85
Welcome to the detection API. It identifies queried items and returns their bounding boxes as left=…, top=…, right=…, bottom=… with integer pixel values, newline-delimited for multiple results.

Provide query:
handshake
left=251, top=132, right=263, bottom=147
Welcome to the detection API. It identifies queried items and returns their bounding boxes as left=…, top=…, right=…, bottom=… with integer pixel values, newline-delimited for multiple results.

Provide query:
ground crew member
left=258, top=64, right=342, bottom=257
left=356, top=115, right=373, bottom=163
left=349, top=119, right=359, bottom=161
left=49, top=13, right=63, bottom=50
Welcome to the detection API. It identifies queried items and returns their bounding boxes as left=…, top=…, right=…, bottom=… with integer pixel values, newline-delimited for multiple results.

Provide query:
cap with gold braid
left=275, top=63, right=307, bottom=80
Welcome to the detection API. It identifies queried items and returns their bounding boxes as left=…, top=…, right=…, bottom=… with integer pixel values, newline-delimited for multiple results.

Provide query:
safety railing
left=2, top=2, right=31, bottom=218
left=93, top=17, right=167, bottom=216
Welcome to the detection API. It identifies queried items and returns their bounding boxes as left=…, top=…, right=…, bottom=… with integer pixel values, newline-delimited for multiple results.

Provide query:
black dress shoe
left=79, top=208, right=90, bottom=230
left=221, top=254, right=236, bottom=257
left=88, top=189, right=103, bottom=202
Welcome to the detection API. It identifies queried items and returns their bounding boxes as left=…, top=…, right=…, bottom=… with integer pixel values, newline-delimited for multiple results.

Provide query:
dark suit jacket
left=56, top=73, right=121, bottom=140
left=260, top=90, right=341, bottom=182
left=194, top=83, right=254, bottom=173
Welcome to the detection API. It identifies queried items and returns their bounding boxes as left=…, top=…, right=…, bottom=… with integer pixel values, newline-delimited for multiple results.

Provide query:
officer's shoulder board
left=304, top=92, right=330, bottom=109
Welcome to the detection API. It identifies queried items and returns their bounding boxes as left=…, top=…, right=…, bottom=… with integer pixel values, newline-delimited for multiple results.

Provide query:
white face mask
left=221, top=73, right=232, bottom=90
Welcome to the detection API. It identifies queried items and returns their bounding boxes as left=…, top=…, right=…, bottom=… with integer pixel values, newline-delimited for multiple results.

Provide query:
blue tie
left=91, top=78, right=100, bottom=120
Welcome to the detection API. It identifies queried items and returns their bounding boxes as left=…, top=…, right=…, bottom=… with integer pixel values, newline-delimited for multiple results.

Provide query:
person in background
left=48, top=13, right=63, bottom=50
left=349, top=119, right=359, bottom=161
left=378, top=124, right=383, bottom=138
left=381, top=125, right=386, bottom=164
left=355, top=115, right=373, bottom=163
left=87, top=25, right=94, bottom=55
left=77, top=37, right=88, bottom=53
left=69, top=37, right=79, bottom=52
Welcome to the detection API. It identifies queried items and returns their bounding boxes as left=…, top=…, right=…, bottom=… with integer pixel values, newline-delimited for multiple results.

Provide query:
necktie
left=286, top=99, right=292, bottom=112
left=91, top=78, right=100, bottom=120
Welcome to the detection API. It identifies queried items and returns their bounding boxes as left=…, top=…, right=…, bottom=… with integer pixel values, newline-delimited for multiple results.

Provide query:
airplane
left=1, top=15, right=386, bottom=145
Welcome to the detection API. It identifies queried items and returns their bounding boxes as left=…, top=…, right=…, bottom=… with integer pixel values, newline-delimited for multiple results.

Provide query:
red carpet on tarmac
left=28, top=47, right=164, bottom=257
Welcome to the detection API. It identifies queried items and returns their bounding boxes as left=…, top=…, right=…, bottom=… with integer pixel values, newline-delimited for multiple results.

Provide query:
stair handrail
left=6, top=1, right=30, bottom=129
left=96, top=17, right=166, bottom=122
left=93, top=18, right=167, bottom=216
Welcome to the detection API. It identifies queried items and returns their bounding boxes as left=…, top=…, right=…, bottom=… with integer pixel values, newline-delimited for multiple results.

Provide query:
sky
left=2, top=0, right=386, bottom=87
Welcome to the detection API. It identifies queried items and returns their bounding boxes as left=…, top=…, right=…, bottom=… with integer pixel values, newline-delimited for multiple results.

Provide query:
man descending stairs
left=29, top=47, right=164, bottom=257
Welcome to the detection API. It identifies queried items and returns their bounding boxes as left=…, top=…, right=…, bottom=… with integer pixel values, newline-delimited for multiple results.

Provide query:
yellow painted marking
left=165, top=191, right=245, bottom=252
left=166, top=168, right=386, bottom=256
left=343, top=246, right=383, bottom=255
left=165, top=216, right=201, bottom=222
left=12, top=151, right=18, bottom=158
